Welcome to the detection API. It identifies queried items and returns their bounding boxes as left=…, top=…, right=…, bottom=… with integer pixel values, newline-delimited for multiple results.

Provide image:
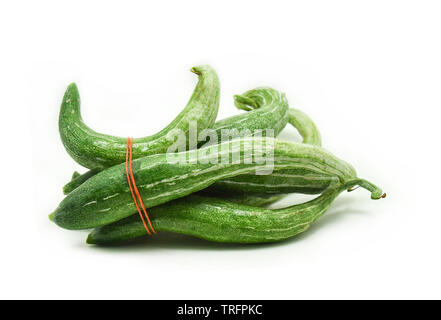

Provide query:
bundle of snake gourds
left=51, top=65, right=385, bottom=245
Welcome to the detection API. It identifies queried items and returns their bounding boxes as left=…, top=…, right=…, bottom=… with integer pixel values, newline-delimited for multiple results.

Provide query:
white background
left=1, top=0, right=440, bottom=299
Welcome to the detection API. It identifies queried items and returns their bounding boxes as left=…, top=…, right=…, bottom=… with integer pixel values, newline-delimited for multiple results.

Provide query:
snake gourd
left=59, top=65, right=220, bottom=169
left=86, top=179, right=384, bottom=244
left=50, top=137, right=359, bottom=230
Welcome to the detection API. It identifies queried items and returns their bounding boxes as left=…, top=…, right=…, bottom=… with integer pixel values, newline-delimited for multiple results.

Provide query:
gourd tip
left=190, top=67, right=201, bottom=75
left=371, top=192, right=387, bottom=200
left=67, top=82, right=78, bottom=91
left=71, top=171, right=80, bottom=180
left=233, top=95, right=254, bottom=111
left=86, top=234, right=95, bottom=245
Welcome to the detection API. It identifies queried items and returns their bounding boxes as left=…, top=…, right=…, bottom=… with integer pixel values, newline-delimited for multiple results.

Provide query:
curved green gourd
left=86, top=179, right=384, bottom=244
left=50, top=137, right=358, bottom=230
left=59, top=65, right=220, bottom=169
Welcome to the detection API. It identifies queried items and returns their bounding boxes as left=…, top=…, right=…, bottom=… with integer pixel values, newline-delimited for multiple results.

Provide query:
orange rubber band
left=126, top=137, right=156, bottom=235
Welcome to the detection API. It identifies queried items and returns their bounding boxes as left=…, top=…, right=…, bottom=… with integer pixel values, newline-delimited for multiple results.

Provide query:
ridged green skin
left=59, top=65, right=220, bottom=169
left=86, top=179, right=384, bottom=244
left=51, top=137, right=357, bottom=230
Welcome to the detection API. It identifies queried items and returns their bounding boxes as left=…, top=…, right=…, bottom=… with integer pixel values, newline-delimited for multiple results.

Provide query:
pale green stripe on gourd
left=86, top=179, right=384, bottom=244
left=50, top=137, right=357, bottom=230
left=59, top=65, right=220, bottom=169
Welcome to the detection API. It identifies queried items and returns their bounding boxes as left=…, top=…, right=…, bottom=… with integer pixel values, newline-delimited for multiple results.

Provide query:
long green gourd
left=50, top=137, right=360, bottom=230
left=64, top=170, right=284, bottom=207
left=86, top=179, right=384, bottom=244
left=59, top=65, right=220, bottom=169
